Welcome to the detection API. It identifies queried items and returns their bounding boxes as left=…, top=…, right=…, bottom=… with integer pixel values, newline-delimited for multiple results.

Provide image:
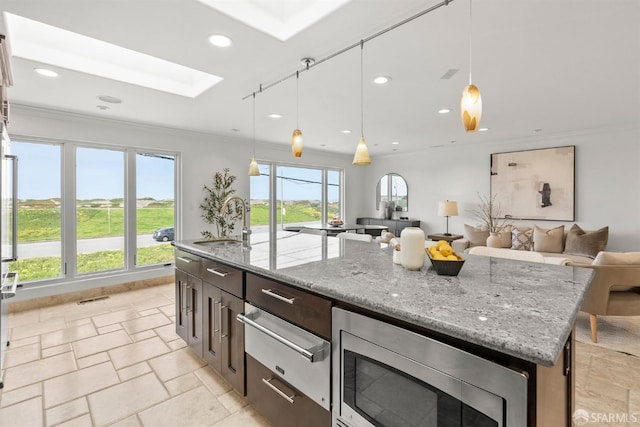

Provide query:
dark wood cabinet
left=357, top=217, right=420, bottom=236
left=246, top=355, right=331, bottom=427
left=175, top=269, right=203, bottom=358
left=202, top=283, right=245, bottom=394
left=246, top=273, right=332, bottom=340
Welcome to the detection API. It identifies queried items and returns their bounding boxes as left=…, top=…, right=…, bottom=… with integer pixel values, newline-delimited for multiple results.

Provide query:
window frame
left=8, top=135, right=178, bottom=288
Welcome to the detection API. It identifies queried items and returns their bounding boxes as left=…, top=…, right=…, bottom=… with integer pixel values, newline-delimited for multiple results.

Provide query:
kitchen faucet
left=221, top=196, right=250, bottom=246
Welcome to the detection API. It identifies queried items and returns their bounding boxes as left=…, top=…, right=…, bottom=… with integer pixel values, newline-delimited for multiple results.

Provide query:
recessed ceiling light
left=7, top=13, right=222, bottom=97
left=438, top=108, right=451, bottom=114
left=478, top=127, right=489, bottom=132
left=320, top=144, right=327, bottom=147
left=34, top=68, right=58, bottom=77
left=391, top=141, right=399, bottom=145
left=97, top=95, right=122, bottom=104
left=341, top=130, right=351, bottom=134
left=208, top=34, right=232, bottom=47
left=267, top=113, right=283, bottom=119
left=231, top=128, right=240, bottom=132
left=533, top=128, right=543, bottom=133
left=373, top=76, right=391, bottom=85
left=96, top=105, right=110, bottom=110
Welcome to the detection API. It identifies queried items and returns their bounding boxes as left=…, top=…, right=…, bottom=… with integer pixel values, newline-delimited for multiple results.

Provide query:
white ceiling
left=1, top=0, right=639, bottom=157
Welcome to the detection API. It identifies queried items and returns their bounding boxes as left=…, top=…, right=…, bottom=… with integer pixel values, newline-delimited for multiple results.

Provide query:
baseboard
left=9, top=274, right=174, bottom=313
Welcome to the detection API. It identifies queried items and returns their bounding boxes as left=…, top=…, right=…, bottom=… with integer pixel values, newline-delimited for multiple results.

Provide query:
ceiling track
left=242, top=0, right=455, bottom=100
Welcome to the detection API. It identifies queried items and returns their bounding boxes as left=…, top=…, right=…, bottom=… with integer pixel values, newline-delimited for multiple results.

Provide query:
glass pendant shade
left=461, top=84, right=482, bottom=132
left=352, top=136, right=371, bottom=165
left=248, top=156, right=260, bottom=176
left=291, top=129, right=303, bottom=157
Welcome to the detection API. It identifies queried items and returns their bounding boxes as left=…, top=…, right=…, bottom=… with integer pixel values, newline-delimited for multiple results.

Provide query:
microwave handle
left=3, top=154, right=17, bottom=262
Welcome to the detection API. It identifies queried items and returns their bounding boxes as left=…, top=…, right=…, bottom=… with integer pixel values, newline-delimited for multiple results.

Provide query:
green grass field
left=13, top=198, right=337, bottom=282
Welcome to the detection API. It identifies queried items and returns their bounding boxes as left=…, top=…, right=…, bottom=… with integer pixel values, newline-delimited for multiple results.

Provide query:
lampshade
left=352, top=136, right=371, bottom=165
left=248, top=156, right=260, bottom=176
left=291, top=128, right=303, bottom=157
left=461, top=84, right=482, bottom=132
left=438, top=200, right=459, bottom=217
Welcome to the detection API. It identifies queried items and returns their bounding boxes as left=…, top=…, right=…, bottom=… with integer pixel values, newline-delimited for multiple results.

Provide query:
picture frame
left=490, top=146, right=575, bottom=221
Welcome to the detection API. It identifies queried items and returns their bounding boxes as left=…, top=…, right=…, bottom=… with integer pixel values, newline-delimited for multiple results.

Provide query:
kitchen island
left=173, top=231, right=593, bottom=426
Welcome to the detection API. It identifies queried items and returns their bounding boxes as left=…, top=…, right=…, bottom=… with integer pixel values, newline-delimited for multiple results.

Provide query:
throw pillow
left=511, top=227, right=533, bottom=251
left=593, top=251, right=640, bottom=291
left=498, top=225, right=513, bottom=248
left=533, top=225, right=565, bottom=253
left=563, top=224, right=609, bottom=259
left=464, top=224, right=489, bottom=247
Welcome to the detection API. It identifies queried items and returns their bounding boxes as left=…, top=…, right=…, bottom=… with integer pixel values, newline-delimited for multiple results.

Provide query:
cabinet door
left=221, top=291, right=245, bottom=394
left=175, top=270, right=188, bottom=342
left=202, top=283, right=222, bottom=370
left=187, top=275, right=203, bottom=358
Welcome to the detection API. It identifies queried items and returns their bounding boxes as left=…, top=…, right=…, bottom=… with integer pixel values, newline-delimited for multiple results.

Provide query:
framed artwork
left=490, top=146, right=575, bottom=221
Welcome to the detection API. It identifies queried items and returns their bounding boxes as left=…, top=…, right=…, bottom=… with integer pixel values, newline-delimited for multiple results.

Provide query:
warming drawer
left=237, top=302, right=331, bottom=411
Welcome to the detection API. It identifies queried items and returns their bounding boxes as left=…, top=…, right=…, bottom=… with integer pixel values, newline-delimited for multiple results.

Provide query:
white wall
left=360, top=126, right=640, bottom=251
left=8, top=105, right=639, bottom=300
left=8, top=105, right=365, bottom=298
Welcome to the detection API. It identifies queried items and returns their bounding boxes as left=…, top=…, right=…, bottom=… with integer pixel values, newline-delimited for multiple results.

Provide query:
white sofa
left=452, top=223, right=609, bottom=265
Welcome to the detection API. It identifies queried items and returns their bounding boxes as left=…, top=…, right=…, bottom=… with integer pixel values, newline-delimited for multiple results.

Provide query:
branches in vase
left=467, top=193, right=512, bottom=233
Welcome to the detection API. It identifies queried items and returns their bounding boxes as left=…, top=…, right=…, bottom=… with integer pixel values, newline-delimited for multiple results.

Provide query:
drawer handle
left=237, top=313, right=314, bottom=362
left=177, top=256, right=195, bottom=263
left=206, top=267, right=230, bottom=278
left=262, top=378, right=295, bottom=404
left=261, top=288, right=295, bottom=305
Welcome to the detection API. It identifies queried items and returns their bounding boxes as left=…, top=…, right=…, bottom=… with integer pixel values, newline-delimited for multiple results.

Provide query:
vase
left=400, top=227, right=425, bottom=270
left=379, top=201, right=387, bottom=218
left=385, top=206, right=394, bottom=220
left=486, top=232, right=502, bottom=248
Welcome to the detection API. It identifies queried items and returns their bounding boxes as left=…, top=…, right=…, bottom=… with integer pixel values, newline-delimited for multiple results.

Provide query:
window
left=136, top=152, right=175, bottom=266
left=9, top=141, right=63, bottom=282
left=8, top=139, right=176, bottom=285
left=76, top=147, right=125, bottom=274
left=250, top=162, right=343, bottom=236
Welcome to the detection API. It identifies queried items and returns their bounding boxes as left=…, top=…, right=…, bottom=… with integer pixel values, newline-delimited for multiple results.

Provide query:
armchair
left=568, top=261, right=640, bottom=343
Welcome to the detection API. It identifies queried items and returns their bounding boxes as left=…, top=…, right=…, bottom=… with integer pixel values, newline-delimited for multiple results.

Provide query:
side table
left=427, top=233, right=463, bottom=243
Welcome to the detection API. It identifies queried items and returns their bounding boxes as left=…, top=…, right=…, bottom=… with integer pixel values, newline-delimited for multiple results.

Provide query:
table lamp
left=438, top=200, right=458, bottom=236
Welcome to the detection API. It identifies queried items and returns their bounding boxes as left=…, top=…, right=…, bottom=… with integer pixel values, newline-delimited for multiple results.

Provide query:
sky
left=12, top=141, right=175, bottom=200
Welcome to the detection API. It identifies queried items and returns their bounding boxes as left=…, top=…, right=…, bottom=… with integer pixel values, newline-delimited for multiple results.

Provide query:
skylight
left=196, top=0, right=352, bottom=41
left=4, top=12, right=223, bottom=98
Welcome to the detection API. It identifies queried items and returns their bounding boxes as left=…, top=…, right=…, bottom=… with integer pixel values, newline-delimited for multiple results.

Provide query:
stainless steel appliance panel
left=238, top=302, right=330, bottom=410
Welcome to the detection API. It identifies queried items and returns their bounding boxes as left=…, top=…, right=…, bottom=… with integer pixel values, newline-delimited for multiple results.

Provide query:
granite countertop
left=174, top=232, right=593, bottom=367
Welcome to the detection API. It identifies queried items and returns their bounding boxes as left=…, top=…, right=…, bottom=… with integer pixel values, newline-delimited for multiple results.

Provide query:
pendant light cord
left=296, top=71, right=299, bottom=129
left=252, top=92, right=256, bottom=157
left=360, top=40, right=364, bottom=138
left=468, top=0, right=473, bottom=85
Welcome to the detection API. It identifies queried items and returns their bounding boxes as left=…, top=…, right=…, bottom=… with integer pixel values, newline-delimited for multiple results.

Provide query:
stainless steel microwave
left=332, top=308, right=529, bottom=427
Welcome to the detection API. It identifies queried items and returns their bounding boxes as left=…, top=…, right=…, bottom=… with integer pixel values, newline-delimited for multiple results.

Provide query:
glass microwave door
left=343, top=350, right=499, bottom=427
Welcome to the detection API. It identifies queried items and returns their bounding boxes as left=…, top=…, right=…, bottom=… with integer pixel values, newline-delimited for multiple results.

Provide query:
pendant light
left=291, top=70, right=303, bottom=157
left=248, top=92, right=260, bottom=176
left=353, top=40, right=371, bottom=166
left=461, top=0, right=482, bottom=132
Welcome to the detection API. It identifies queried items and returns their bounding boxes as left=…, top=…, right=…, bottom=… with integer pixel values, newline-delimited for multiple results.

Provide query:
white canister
left=400, top=227, right=425, bottom=271
left=393, top=248, right=402, bottom=264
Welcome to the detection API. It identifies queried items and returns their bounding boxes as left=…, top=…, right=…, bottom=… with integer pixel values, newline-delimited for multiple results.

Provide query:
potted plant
left=200, top=168, right=243, bottom=239
left=467, top=193, right=512, bottom=247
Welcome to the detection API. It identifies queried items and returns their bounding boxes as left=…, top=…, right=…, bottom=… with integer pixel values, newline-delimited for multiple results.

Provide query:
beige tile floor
left=1, top=282, right=639, bottom=426
left=0, top=283, right=271, bottom=427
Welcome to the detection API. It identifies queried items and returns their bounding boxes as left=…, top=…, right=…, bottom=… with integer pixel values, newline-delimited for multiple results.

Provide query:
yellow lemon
left=439, top=246, right=453, bottom=257
left=446, top=254, right=458, bottom=261
left=435, top=240, right=449, bottom=249
left=433, top=253, right=447, bottom=260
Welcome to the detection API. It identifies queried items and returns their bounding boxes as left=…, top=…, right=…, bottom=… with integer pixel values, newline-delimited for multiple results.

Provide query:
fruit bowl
left=427, top=252, right=465, bottom=276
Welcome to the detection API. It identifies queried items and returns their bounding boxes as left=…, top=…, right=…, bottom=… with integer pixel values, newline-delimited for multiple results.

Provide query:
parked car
left=153, top=227, right=174, bottom=242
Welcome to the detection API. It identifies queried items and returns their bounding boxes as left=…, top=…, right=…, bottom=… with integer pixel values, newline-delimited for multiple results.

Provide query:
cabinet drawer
left=201, top=259, right=243, bottom=298
left=246, top=273, right=332, bottom=340
left=175, top=249, right=200, bottom=276
left=246, top=355, right=330, bottom=427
